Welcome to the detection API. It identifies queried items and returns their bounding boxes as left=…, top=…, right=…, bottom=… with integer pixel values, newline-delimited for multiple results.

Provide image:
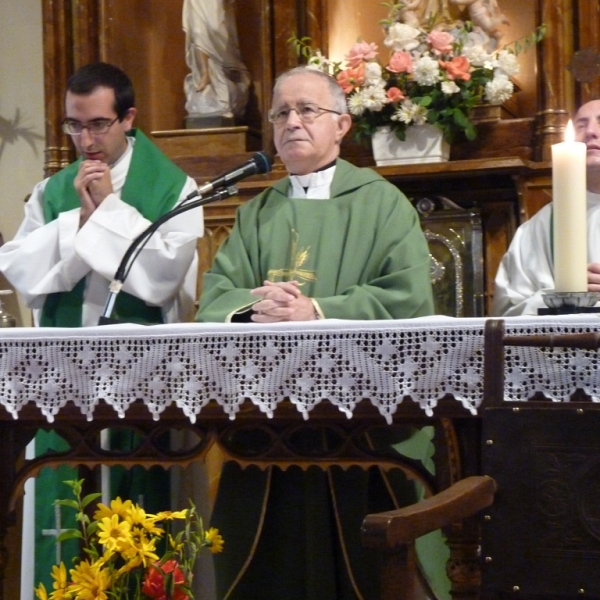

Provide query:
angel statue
left=182, top=0, right=250, bottom=122
left=394, top=0, right=455, bottom=28
left=450, top=0, right=510, bottom=48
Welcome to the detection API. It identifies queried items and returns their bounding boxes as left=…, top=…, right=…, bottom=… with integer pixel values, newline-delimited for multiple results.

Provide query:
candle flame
left=565, top=119, right=575, bottom=143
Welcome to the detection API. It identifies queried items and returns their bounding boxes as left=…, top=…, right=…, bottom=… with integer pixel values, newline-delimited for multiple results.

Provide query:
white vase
left=371, top=124, right=450, bottom=166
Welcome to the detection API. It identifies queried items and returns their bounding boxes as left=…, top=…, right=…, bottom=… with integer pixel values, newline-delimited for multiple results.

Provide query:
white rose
left=441, top=80, right=460, bottom=94
left=384, top=23, right=421, bottom=52
left=364, top=62, right=384, bottom=85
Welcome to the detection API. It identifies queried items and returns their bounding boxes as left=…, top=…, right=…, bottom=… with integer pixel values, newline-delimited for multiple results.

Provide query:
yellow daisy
left=204, top=528, right=224, bottom=554
left=48, top=563, right=70, bottom=600
left=68, top=560, right=111, bottom=600
left=127, top=505, right=163, bottom=536
left=97, top=515, right=133, bottom=553
left=154, top=509, right=188, bottom=521
left=93, top=497, right=134, bottom=522
left=34, top=583, right=48, bottom=600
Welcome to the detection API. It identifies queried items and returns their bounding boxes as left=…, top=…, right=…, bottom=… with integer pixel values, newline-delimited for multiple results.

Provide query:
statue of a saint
left=182, top=0, right=250, bottom=124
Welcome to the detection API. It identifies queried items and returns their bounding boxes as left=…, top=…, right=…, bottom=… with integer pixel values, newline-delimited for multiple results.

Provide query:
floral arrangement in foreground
left=291, top=3, right=545, bottom=143
left=35, top=479, right=224, bottom=600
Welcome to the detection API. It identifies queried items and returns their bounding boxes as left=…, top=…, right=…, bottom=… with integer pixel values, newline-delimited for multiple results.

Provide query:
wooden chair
left=362, top=319, right=600, bottom=600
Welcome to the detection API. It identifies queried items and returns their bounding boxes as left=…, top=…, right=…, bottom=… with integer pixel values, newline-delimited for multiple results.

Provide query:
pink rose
left=440, top=56, right=471, bottom=81
left=336, top=64, right=366, bottom=93
left=387, top=51, right=413, bottom=74
left=345, top=41, right=378, bottom=68
left=386, top=87, right=405, bottom=102
left=427, top=30, right=454, bottom=55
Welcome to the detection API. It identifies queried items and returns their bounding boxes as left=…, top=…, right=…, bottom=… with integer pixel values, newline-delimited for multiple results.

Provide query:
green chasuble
left=40, top=128, right=187, bottom=327
left=197, top=160, right=440, bottom=599
left=34, top=130, right=187, bottom=594
left=196, top=158, right=433, bottom=322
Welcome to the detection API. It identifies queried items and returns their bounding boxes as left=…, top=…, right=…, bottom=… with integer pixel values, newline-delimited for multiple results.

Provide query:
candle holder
left=538, top=291, right=600, bottom=315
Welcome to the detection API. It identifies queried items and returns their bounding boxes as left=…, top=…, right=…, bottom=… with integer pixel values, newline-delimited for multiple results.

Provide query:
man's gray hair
left=272, top=67, right=349, bottom=115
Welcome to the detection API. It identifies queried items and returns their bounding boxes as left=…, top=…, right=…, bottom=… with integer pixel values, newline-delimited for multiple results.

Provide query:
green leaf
left=56, top=499, right=79, bottom=509
left=81, top=492, right=102, bottom=509
left=57, top=529, right=84, bottom=543
left=465, top=122, right=477, bottom=141
left=87, top=521, right=99, bottom=535
left=453, top=109, right=469, bottom=128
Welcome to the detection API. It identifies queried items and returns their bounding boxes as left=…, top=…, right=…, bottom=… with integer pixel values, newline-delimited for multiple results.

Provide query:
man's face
left=64, top=86, right=136, bottom=165
left=574, top=99, right=600, bottom=171
left=271, top=73, right=351, bottom=175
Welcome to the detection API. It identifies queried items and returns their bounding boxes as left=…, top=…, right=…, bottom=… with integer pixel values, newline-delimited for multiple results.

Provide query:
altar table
left=1, top=315, right=600, bottom=598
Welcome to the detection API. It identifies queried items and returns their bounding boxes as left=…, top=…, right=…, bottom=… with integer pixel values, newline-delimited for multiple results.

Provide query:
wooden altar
left=1, top=316, right=600, bottom=598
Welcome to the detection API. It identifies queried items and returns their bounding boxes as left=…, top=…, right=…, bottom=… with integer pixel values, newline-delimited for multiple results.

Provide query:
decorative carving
left=568, top=47, right=600, bottom=84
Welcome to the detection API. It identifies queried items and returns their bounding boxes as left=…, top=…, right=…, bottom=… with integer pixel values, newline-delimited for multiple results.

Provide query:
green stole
left=40, top=129, right=188, bottom=326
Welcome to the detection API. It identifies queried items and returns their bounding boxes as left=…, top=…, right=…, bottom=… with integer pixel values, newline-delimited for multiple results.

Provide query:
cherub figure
left=397, top=0, right=424, bottom=28
left=394, top=0, right=455, bottom=28
left=450, top=0, right=509, bottom=48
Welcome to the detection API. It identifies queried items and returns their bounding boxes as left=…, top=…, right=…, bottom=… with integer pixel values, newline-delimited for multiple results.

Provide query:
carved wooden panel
left=482, top=407, right=600, bottom=598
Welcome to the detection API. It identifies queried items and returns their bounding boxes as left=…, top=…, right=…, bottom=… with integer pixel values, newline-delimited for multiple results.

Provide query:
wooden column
left=534, top=0, right=576, bottom=161
left=71, top=0, right=100, bottom=68
left=576, top=0, right=600, bottom=105
left=42, top=0, right=74, bottom=176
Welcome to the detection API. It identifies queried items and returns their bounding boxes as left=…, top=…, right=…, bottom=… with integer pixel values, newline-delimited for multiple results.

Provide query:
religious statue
left=449, top=0, right=509, bottom=47
left=394, top=0, right=455, bottom=28
left=182, top=0, right=250, bottom=125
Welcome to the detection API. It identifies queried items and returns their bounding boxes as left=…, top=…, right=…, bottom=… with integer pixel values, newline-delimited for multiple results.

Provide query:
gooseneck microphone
left=99, top=152, right=273, bottom=325
left=182, top=151, right=273, bottom=203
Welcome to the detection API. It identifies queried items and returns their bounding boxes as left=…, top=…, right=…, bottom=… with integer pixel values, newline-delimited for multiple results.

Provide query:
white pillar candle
left=552, top=120, right=588, bottom=292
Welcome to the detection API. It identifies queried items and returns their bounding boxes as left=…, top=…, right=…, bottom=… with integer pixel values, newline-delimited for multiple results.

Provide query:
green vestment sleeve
left=196, top=159, right=433, bottom=321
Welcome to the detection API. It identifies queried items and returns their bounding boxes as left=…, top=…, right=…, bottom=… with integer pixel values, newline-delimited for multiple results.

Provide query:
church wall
left=0, top=0, right=44, bottom=327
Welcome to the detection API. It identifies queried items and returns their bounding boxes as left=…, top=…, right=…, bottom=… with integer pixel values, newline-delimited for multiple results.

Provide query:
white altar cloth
left=1, top=315, right=599, bottom=423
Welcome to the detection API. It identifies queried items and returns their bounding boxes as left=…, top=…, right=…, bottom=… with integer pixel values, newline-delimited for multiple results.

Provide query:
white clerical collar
left=110, top=136, right=135, bottom=194
left=289, top=164, right=337, bottom=199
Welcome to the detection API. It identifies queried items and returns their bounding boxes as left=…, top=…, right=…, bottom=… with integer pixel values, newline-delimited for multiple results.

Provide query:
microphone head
left=252, top=151, right=273, bottom=174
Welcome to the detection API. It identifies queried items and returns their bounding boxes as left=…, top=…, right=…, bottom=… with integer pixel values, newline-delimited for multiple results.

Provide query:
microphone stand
left=99, top=185, right=238, bottom=325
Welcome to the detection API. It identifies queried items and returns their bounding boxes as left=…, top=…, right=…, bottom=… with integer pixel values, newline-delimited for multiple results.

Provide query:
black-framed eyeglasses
left=61, top=116, right=120, bottom=136
left=267, top=102, right=341, bottom=125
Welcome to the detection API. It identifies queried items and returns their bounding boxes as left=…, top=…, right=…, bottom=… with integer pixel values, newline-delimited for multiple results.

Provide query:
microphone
left=183, top=151, right=273, bottom=202
left=99, top=185, right=239, bottom=325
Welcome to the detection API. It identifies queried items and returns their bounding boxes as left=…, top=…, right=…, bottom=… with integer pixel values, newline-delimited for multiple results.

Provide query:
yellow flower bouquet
left=35, top=479, right=223, bottom=600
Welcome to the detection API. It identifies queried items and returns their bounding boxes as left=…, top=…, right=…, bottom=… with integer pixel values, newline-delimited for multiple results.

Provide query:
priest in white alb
left=493, top=99, right=600, bottom=316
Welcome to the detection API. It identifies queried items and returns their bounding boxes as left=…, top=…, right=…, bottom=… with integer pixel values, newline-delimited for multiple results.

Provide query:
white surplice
left=492, top=190, right=600, bottom=316
left=0, top=138, right=203, bottom=325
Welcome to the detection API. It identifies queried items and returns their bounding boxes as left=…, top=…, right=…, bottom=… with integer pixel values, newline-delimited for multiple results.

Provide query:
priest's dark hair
left=66, top=62, right=135, bottom=120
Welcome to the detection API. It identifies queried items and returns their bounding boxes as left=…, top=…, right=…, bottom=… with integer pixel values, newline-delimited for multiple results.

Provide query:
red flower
left=142, top=560, right=189, bottom=600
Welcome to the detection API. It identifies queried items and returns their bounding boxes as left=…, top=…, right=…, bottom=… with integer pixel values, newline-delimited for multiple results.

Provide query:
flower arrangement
left=291, top=3, right=545, bottom=143
left=34, top=479, right=223, bottom=600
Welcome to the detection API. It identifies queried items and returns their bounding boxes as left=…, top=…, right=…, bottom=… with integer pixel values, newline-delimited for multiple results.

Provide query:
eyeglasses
left=267, top=102, right=341, bottom=125
left=61, top=116, right=119, bottom=136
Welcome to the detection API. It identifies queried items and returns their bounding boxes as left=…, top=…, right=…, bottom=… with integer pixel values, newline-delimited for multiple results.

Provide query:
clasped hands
left=74, top=160, right=113, bottom=227
left=250, top=280, right=318, bottom=322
